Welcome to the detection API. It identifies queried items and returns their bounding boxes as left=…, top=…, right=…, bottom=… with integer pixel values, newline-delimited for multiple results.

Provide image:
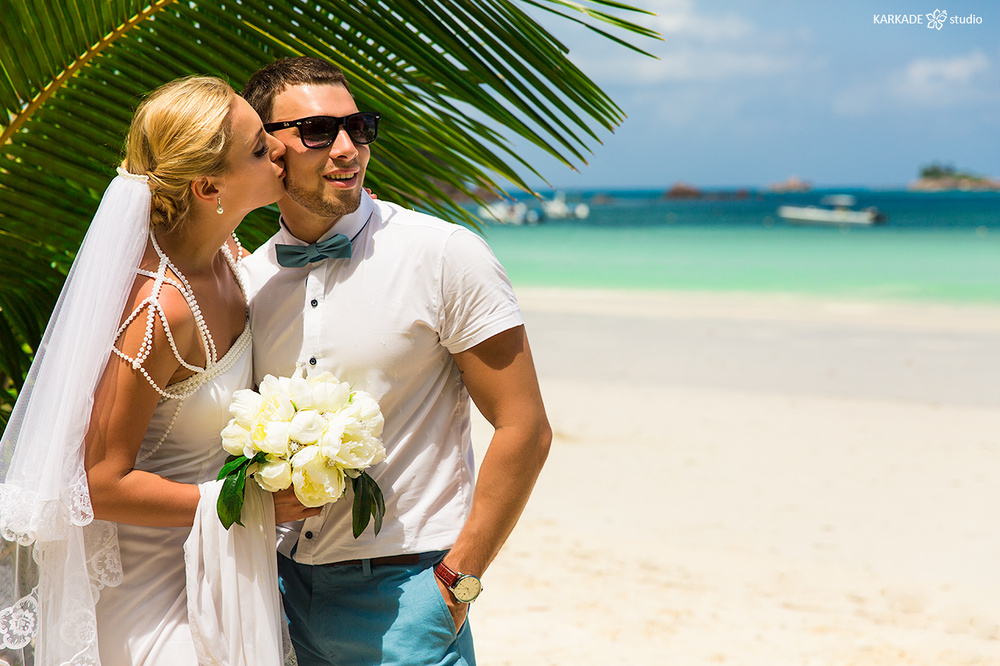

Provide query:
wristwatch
left=434, top=561, right=483, bottom=603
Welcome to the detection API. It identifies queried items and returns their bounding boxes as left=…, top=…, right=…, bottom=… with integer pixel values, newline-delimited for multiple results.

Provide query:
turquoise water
left=475, top=190, right=1000, bottom=303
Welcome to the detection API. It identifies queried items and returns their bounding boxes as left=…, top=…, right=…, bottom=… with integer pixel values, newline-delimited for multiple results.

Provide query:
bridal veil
left=0, top=169, right=150, bottom=664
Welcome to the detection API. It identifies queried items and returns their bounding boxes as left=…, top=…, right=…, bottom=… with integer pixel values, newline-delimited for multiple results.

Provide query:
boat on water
left=477, top=191, right=589, bottom=225
left=476, top=201, right=541, bottom=225
left=777, top=194, right=886, bottom=226
left=541, top=191, right=590, bottom=220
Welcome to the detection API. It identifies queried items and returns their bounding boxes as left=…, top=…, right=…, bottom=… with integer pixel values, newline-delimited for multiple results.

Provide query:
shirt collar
left=278, top=191, right=375, bottom=246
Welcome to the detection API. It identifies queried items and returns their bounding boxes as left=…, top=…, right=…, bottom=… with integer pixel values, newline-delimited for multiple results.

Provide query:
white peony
left=344, top=391, right=384, bottom=437
left=254, top=458, right=293, bottom=492
left=337, top=431, right=387, bottom=471
left=310, top=377, right=352, bottom=414
left=245, top=389, right=296, bottom=455
left=287, top=372, right=314, bottom=410
left=254, top=421, right=291, bottom=457
left=229, top=389, right=264, bottom=428
left=257, top=390, right=295, bottom=424
left=307, top=371, right=337, bottom=385
left=290, top=445, right=346, bottom=507
left=288, top=409, right=328, bottom=445
left=258, top=374, right=293, bottom=399
left=221, top=419, right=251, bottom=457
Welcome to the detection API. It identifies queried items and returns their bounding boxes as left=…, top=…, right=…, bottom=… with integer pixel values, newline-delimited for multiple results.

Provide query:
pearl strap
left=113, top=232, right=249, bottom=463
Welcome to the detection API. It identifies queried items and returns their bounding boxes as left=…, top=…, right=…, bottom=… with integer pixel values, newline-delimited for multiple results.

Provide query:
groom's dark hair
left=242, top=57, right=352, bottom=123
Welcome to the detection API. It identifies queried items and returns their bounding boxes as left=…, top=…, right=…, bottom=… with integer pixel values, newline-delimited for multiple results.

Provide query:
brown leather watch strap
left=434, top=561, right=460, bottom=588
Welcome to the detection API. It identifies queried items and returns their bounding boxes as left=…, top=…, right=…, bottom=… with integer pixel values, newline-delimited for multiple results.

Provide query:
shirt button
left=304, top=531, right=314, bottom=539
left=309, top=357, right=317, bottom=366
left=310, top=299, right=319, bottom=307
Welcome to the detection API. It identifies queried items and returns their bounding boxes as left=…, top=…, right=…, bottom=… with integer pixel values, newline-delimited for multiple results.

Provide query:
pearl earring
left=217, top=198, right=224, bottom=215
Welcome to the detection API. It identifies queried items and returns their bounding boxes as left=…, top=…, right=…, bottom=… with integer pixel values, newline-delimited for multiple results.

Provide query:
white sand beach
left=471, top=288, right=1000, bottom=665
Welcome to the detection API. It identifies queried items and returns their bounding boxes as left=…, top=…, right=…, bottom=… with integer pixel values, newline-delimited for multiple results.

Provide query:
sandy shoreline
left=471, top=287, right=1000, bottom=665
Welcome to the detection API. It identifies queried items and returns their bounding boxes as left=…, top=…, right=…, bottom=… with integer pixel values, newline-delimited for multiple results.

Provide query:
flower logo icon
left=926, top=9, right=947, bottom=29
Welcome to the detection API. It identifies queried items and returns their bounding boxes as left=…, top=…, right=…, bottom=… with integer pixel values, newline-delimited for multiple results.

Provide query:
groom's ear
left=190, top=176, right=221, bottom=205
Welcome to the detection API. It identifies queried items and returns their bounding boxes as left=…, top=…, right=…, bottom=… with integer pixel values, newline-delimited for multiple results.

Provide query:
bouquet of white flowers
left=216, top=370, right=386, bottom=536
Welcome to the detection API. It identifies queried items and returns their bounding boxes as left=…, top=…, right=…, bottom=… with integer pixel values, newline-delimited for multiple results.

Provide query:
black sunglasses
left=264, top=112, right=381, bottom=149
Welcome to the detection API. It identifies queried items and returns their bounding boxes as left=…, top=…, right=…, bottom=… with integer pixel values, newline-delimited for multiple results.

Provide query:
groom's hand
left=435, top=574, right=470, bottom=632
left=272, top=488, right=323, bottom=523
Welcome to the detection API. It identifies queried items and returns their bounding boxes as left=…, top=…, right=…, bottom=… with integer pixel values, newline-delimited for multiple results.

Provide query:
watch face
left=453, top=575, right=482, bottom=603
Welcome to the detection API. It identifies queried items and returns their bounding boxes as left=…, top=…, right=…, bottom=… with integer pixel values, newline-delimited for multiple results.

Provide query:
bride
left=0, top=76, right=317, bottom=664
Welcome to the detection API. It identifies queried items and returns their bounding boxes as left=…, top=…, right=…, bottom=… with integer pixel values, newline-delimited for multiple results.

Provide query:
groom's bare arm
left=444, top=325, right=552, bottom=627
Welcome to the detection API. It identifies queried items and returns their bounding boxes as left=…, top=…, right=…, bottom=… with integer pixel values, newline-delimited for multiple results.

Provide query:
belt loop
left=362, top=558, right=373, bottom=579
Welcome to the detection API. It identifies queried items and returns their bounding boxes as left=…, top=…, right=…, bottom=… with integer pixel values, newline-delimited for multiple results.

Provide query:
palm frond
left=0, top=0, right=659, bottom=416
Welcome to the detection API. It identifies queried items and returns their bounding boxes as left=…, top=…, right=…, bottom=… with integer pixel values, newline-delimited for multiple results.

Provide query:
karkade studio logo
left=926, top=9, right=947, bottom=29
left=873, top=9, right=983, bottom=28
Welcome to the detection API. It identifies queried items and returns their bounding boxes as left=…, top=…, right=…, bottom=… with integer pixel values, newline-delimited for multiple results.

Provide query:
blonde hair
left=123, top=76, right=237, bottom=233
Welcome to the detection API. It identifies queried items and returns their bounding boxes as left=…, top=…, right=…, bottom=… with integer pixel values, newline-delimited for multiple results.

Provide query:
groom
left=240, top=57, right=551, bottom=665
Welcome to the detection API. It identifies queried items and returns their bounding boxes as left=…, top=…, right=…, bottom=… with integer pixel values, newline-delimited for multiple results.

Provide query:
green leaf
left=351, top=474, right=371, bottom=539
left=350, top=471, right=385, bottom=538
left=216, top=454, right=250, bottom=481
left=369, top=472, right=385, bottom=537
left=215, top=452, right=266, bottom=529
left=217, top=465, right=248, bottom=530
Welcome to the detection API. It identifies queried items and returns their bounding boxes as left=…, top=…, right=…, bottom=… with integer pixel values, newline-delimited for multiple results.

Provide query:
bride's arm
left=84, top=279, right=204, bottom=527
left=84, top=276, right=321, bottom=527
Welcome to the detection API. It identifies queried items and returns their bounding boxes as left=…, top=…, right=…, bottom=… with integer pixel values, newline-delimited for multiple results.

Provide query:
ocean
left=473, top=190, right=1000, bottom=303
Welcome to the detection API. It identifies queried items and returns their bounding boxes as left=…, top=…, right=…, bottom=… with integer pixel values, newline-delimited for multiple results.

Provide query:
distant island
left=766, top=176, right=811, bottom=193
left=909, top=163, right=1000, bottom=192
left=660, top=182, right=753, bottom=200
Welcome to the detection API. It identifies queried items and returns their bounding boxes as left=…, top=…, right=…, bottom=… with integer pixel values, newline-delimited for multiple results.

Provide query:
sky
left=515, top=0, right=1000, bottom=191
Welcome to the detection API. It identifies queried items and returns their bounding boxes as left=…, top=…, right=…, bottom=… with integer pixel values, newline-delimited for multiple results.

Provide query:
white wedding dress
left=93, top=236, right=252, bottom=664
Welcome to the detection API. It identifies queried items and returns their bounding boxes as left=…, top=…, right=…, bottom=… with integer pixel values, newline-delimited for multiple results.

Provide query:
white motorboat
left=777, top=195, right=886, bottom=226
left=541, top=192, right=590, bottom=220
left=477, top=201, right=541, bottom=225
left=478, top=191, right=588, bottom=225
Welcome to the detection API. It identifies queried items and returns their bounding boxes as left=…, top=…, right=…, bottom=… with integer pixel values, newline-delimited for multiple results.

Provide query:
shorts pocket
left=421, top=564, right=459, bottom=639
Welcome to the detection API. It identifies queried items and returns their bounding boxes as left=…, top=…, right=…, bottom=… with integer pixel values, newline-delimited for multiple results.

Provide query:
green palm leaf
left=0, top=0, right=659, bottom=424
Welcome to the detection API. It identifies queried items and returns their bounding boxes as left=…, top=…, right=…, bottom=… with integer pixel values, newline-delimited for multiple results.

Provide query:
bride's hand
left=272, top=487, right=323, bottom=522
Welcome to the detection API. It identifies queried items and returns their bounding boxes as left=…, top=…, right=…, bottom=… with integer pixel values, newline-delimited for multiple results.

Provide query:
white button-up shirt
left=241, top=193, right=523, bottom=563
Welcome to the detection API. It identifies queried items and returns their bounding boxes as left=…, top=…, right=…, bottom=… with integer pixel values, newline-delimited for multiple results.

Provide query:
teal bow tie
left=275, top=234, right=351, bottom=267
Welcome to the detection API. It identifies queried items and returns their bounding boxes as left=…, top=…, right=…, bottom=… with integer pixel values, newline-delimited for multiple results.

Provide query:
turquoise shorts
left=278, top=551, right=476, bottom=666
